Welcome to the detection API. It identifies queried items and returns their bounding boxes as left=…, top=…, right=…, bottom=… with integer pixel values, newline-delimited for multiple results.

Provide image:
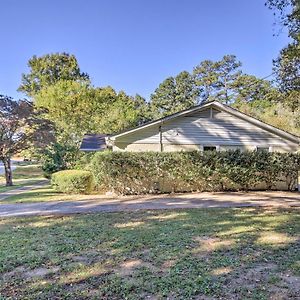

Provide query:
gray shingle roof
left=80, top=134, right=108, bottom=151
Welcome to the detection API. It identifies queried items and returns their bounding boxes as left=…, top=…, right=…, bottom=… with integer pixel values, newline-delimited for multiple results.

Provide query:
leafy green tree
left=150, top=77, right=176, bottom=118
left=274, top=44, right=300, bottom=112
left=150, top=71, right=198, bottom=118
left=193, top=60, right=218, bottom=102
left=266, top=0, right=299, bottom=40
left=175, top=71, right=199, bottom=107
left=266, top=0, right=300, bottom=112
left=214, top=55, right=242, bottom=103
left=19, top=53, right=89, bottom=96
left=35, top=81, right=142, bottom=141
left=132, top=94, right=153, bottom=124
left=259, top=102, right=300, bottom=136
left=35, top=80, right=97, bottom=143
left=274, top=43, right=300, bottom=92
left=39, top=143, right=79, bottom=178
left=0, top=95, right=53, bottom=185
left=233, top=74, right=281, bottom=109
left=193, top=55, right=242, bottom=104
left=34, top=82, right=143, bottom=176
left=97, top=91, right=141, bottom=133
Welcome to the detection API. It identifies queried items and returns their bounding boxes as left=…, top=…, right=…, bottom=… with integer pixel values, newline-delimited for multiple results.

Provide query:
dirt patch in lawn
left=2, top=266, right=27, bottom=281
left=192, top=236, right=235, bottom=256
left=71, top=255, right=90, bottom=263
left=161, top=259, right=177, bottom=271
left=3, top=266, right=60, bottom=281
left=222, top=263, right=300, bottom=299
left=280, top=273, right=300, bottom=291
left=116, top=259, right=158, bottom=276
left=210, top=266, right=233, bottom=276
left=25, top=267, right=60, bottom=278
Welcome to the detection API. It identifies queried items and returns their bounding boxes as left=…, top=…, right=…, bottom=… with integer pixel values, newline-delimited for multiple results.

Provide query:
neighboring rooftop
left=80, top=134, right=108, bottom=151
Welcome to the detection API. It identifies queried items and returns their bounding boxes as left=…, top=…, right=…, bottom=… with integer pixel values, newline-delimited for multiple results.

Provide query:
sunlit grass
left=0, top=186, right=92, bottom=203
left=0, top=208, right=299, bottom=299
left=12, top=164, right=44, bottom=179
left=0, top=164, right=45, bottom=193
left=257, top=232, right=297, bottom=247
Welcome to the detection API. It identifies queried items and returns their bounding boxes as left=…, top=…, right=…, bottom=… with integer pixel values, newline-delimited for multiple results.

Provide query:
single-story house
left=80, top=101, right=300, bottom=153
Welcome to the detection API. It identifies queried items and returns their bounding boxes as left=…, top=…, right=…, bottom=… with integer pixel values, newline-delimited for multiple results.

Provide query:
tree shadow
left=0, top=207, right=299, bottom=299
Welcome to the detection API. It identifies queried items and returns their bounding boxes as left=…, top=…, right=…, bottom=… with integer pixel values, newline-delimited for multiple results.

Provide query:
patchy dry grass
left=0, top=208, right=299, bottom=299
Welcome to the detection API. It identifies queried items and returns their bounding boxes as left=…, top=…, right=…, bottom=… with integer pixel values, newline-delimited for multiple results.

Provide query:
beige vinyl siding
left=113, top=143, right=160, bottom=152
left=219, top=145, right=255, bottom=151
left=161, top=144, right=201, bottom=152
left=163, top=109, right=291, bottom=146
left=116, top=125, right=160, bottom=144
left=113, top=108, right=299, bottom=152
left=162, top=109, right=297, bottom=149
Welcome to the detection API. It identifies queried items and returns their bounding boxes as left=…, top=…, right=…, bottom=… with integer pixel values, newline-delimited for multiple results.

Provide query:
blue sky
left=0, top=0, right=289, bottom=100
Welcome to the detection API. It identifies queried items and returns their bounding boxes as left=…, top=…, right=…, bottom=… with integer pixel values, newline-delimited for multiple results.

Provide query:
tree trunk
left=3, top=157, right=13, bottom=186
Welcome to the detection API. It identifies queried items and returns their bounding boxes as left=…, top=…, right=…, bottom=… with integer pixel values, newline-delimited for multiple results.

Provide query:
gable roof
left=80, top=134, right=108, bottom=151
left=109, top=101, right=300, bottom=144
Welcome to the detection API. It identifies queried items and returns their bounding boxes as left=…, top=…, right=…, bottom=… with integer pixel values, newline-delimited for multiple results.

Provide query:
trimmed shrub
left=51, top=170, right=94, bottom=194
left=87, top=150, right=300, bottom=195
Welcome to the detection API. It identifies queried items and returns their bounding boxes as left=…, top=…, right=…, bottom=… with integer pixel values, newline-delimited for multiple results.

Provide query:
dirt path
left=0, top=191, right=299, bottom=218
left=0, top=180, right=49, bottom=201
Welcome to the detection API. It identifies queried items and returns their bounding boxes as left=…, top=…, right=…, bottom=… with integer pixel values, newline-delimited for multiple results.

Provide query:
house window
left=203, top=146, right=217, bottom=152
left=256, top=146, right=270, bottom=153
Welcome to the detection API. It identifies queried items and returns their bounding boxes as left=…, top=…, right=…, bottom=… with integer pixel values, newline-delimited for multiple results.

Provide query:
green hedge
left=51, top=170, right=94, bottom=194
left=88, top=151, right=300, bottom=195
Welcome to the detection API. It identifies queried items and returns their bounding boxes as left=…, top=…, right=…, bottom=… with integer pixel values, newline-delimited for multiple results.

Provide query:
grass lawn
left=1, top=185, right=93, bottom=204
left=0, top=164, right=46, bottom=193
left=0, top=208, right=299, bottom=299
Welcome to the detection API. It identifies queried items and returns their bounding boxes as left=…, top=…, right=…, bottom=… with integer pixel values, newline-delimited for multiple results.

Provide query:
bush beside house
left=51, top=170, right=94, bottom=194
left=86, top=151, right=300, bottom=195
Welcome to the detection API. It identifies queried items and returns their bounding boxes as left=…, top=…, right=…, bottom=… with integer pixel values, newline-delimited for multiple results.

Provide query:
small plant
left=51, top=170, right=94, bottom=194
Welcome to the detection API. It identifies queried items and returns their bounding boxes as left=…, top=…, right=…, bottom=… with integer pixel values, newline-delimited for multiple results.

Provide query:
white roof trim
left=110, top=101, right=300, bottom=144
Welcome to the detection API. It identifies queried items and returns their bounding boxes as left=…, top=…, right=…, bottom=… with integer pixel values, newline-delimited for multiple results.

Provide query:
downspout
left=159, top=124, right=163, bottom=152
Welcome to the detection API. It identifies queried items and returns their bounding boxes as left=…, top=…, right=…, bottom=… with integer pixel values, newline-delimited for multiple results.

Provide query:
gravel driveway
left=0, top=191, right=299, bottom=218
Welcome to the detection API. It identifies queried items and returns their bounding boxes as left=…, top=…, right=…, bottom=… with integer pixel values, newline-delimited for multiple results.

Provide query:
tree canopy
left=18, top=52, right=89, bottom=97
left=34, top=81, right=144, bottom=144
left=150, top=71, right=198, bottom=118
left=0, top=95, right=52, bottom=185
left=193, top=55, right=242, bottom=104
left=266, top=0, right=299, bottom=100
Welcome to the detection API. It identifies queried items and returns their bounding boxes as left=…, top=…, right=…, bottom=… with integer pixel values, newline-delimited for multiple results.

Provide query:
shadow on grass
left=0, top=207, right=299, bottom=299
